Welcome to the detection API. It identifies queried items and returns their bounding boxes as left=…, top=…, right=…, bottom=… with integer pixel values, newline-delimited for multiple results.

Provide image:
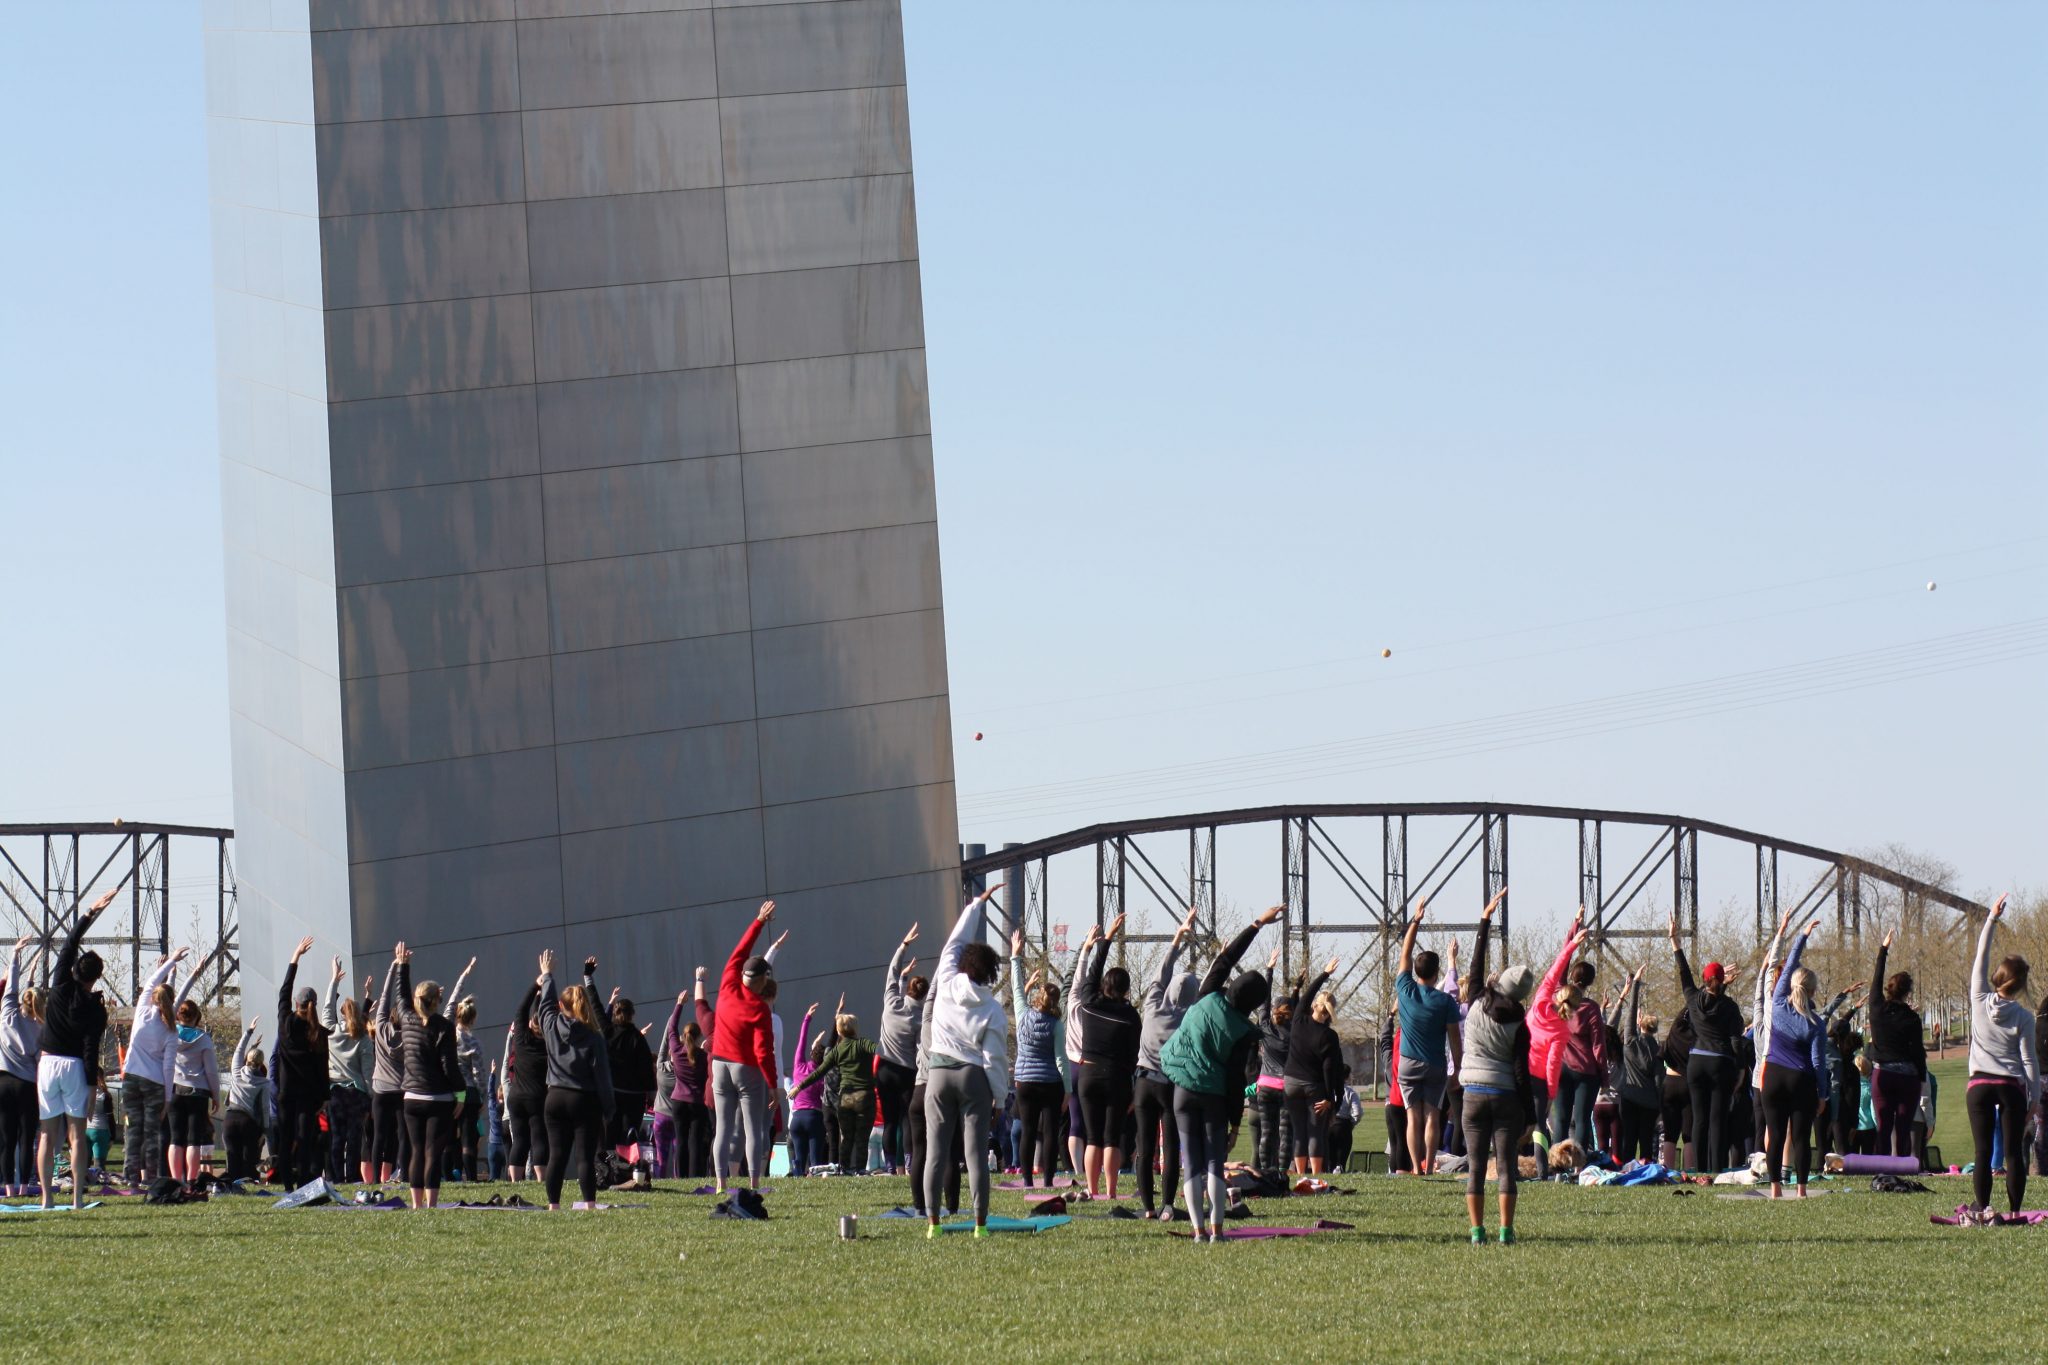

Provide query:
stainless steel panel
left=547, top=543, right=749, bottom=652
left=542, top=455, right=744, bottom=561
left=313, top=0, right=515, bottom=29
left=554, top=721, right=761, bottom=833
left=329, top=386, right=540, bottom=493
left=319, top=204, right=529, bottom=308
left=349, top=844, right=564, bottom=974
left=566, top=896, right=764, bottom=1017
left=522, top=100, right=720, bottom=201
left=746, top=522, right=939, bottom=630
left=339, top=565, right=551, bottom=677
left=333, top=477, right=545, bottom=586
left=754, top=867, right=957, bottom=982
left=551, top=633, right=756, bottom=744
left=742, top=434, right=933, bottom=540
left=225, top=628, right=347, bottom=769
left=325, top=295, right=536, bottom=400
left=534, top=368, right=737, bottom=472
left=516, top=0, right=708, bottom=17
left=342, top=657, right=555, bottom=768
left=761, top=781, right=957, bottom=892
left=728, top=261, right=922, bottom=365
left=515, top=11, right=715, bottom=108
left=723, top=173, right=915, bottom=274
left=734, top=348, right=927, bottom=452
left=720, top=87, right=910, bottom=187
left=712, top=0, right=903, bottom=98
left=558, top=809, right=765, bottom=922
left=758, top=695, right=950, bottom=806
left=750, top=608, right=946, bottom=718
left=530, top=277, right=733, bottom=383
left=346, top=746, right=561, bottom=862
left=317, top=113, right=526, bottom=216
left=312, top=22, right=520, bottom=123
left=525, top=188, right=727, bottom=292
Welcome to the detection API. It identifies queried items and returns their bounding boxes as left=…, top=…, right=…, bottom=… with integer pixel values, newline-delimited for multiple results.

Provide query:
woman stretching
left=1551, top=958, right=1608, bottom=1152
left=166, top=999, right=220, bottom=1189
left=877, top=922, right=923, bottom=1173
left=793, top=996, right=880, bottom=1171
left=534, top=949, right=615, bottom=1210
left=710, top=902, right=779, bottom=1194
left=666, top=990, right=711, bottom=1179
left=368, top=957, right=407, bottom=1185
left=1073, top=914, right=1142, bottom=1199
left=392, top=945, right=462, bottom=1208
left=1525, top=908, right=1586, bottom=1142
left=1761, top=920, right=1830, bottom=1198
left=505, top=977, right=550, bottom=1183
left=1282, top=955, right=1344, bottom=1175
left=1009, top=927, right=1067, bottom=1188
left=321, top=959, right=373, bottom=1184
left=924, top=887, right=1009, bottom=1237
left=1867, top=927, right=1927, bottom=1160
left=1135, top=908, right=1200, bottom=1216
left=274, top=935, right=332, bottom=1190
left=1963, top=895, right=2038, bottom=1220
left=1160, top=905, right=1283, bottom=1242
left=1459, top=889, right=1535, bottom=1244
left=786, top=1004, right=827, bottom=1173
left=1670, top=913, right=1746, bottom=1173
left=1, top=936, right=43, bottom=1198
left=223, top=1021, right=268, bottom=1183
left=1253, top=956, right=1290, bottom=1173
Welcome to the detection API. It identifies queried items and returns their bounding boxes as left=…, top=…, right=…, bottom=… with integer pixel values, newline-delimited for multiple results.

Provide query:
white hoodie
left=929, top=893, right=1010, bottom=1098
left=122, top=958, right=187, bottom=1088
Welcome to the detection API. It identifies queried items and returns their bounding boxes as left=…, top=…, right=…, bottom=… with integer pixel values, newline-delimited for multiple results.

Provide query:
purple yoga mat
left=1838, top=1153, right=1920, bottom=1176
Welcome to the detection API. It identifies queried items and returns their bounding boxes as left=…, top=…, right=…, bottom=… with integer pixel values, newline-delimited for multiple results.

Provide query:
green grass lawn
left=1, top=1098, right=2040, bottom=1365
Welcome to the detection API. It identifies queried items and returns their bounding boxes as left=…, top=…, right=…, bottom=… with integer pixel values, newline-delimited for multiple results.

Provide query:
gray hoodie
left=879, top=937, right=922, bottom=1070
left=226, top=1025, right=270, bottom=1118
left=1, top=945, right=39, bottom=1082
left=1968, top=914, right=2041, bottom=1105
left=369, top=960, right=404, bottom=1094
left=1137, top=940, right=1201, bottom=1074
left=322, top=977, right=372, bottom=1092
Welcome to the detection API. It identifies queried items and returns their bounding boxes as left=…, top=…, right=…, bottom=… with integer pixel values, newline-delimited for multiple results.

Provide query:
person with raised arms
left=1282, top=952, right=1345, bottom=1177
left=1008, top=926, right=1068, bottom=1189
left=877, top=921, right=923, bottom=1174
left=1760, top=917, right=1831, bottom=1198
left=709, top=901, right=779, bottom=1195
left=1134, top=906, right=1201, bottom=1217
left=1525, top=908, right=1587, bottom=1143
left=1072, top=912, right=1142, bottom=1200
left=1395, top=898, right=1462, bottom=1175
left=1, top=936, right=45, bottom=1198
left=923, top=886, right=1008, bottom=1239
left=1159, top=904, right=1284, bottom=1244
left=1963, top=894, right=2038, bottom=1221
left=1456, top=888, right=1531, bottom=1243
left=119, top=942, right=190, bottom=1188
left=533, top=948, right=615, bottom=1211
left=1670, top=912, right=1746, bottom=1174
left=36, top=887, right=118, bottom=1210
left=273, top=934, right=332, bottom=1191
left=1867, top=925, right=1927, bottom=1162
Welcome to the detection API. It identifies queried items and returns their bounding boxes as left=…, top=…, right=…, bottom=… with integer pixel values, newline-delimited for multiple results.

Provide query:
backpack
left=711, top=1187, right=768, bottom=1220
left=594, top=1150, right=635, bottom=1190
left=144, top=1177, right=191, bottom=1205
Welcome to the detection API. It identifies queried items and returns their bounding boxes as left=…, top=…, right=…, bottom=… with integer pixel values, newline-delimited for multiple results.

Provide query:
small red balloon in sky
left=973, top=732, right=984, bottom=741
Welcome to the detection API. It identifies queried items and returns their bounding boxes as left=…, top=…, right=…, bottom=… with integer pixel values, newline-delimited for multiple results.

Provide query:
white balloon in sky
left=1927, top=581, right=1937, bottom=591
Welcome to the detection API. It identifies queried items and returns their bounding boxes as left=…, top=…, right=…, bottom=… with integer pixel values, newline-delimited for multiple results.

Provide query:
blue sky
left=1, top=2, right=2040, bottom=938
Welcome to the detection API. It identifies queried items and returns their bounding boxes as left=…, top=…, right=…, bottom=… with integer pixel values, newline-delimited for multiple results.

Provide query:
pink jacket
left=1526, top=935, right=1578, bottom=1086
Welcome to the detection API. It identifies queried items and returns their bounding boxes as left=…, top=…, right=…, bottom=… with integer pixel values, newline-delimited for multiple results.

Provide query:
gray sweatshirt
left=878, top=938, right=922, bottom=1070
left=1, top=946, right=39, bottom=1082
left=1137, top=940, right=1200, bottom=1074
left=322, top=977, right=372, bottom=1092
left=1968, top=915, right=2041, bottom=1104
left=369, top=960, right=404, bottom=1094
left=226, top=1026, right=270, bottom=1118
left=171, top=1027, right=221, bottom=1096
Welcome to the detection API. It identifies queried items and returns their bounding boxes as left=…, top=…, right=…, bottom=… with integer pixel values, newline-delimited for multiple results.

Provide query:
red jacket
left=710, top=919, right=778, bottom=1089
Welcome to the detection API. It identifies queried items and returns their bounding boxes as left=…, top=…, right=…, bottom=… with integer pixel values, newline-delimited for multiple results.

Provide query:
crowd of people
left=1, top=883, right=2040, bottom=1237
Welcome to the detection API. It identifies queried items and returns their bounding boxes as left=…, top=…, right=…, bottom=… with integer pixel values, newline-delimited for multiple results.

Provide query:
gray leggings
left=711, top=1059, right=769, bottom=1183
left=1462, top=1087, right=1526, bottom=1198
left=923, top=1065, right=991, bottom=1224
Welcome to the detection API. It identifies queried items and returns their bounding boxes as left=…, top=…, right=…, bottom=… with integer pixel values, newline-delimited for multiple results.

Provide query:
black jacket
left=509, top=983, right=549, bottom=1103
left=1072, top=940, right=1142, bottom=1073
left=275, top=960, right=331, bottom=1106
left=38, top=915, right=108, bottom=1081
left=1673, top=948, right=1744, bottom=1059
left=536, top=972, right=615, bottom=1116
left=1283, top=970, right=1345, bottom=1100
left=1866, top=944, right=1926, bottom=1077
left=395, top=962, right=463, bottom=1095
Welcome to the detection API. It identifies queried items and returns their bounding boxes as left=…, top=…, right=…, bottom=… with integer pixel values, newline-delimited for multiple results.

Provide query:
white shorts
left=38, top=1055, right=91, bottom=1121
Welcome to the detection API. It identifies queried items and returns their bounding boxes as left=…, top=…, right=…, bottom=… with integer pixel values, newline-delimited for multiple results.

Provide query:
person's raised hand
left=1409, top=897, right=1428, bottom=926
left=756, top=900, right=776, bottom=923
left=805, top=1001, right=819, bottom=1018
left=86, top=887, right=119, bottom=917
left=677, top=990, right=689, bottom=1007
left=538, top=948, right=555, bottom=975
left=1255, top=905, right=1284, bottom=928
left=835, top=992, right=846, bottom=1015
left=1322, top=955, right=1340, bottom=977
left=1571, top=905, right=1585, bottom=931
left=903, top=922, right=920, bottom=946
left=464, top=956, right=478, bottom=975
left=1107, top=913, right=1126, bottom=940
left=1266, top=947, right=1280, bottom=970
left=1027, top=968, right=1043, bottom=990
left=583, top=956, right=597, bottom=975
left=291, top=935, right=314, bottom=964
left=607, top=986, right=622, bottom=1006
left=1449, top=938, right=1460, bottom=965
left=1990, top=893, right=2007, bottom=922
left=171, top=945, right=191, bottom=964
left=1481, top=887, right=1507, bottom=922
left=1778, top=908, right=1795, bottom=937
left=1570, top=929, right=1589, bottom=953
left=1882, top=927, right=1894, bottom=950
left=330, top=955, right=344, bottom=982
left=1668, top=912, right=1680, bottom=945
left=1010, top=928, right=1024, bottom=956
left=394, top=941, right=411, bottom=965
left=694, top=965, right=706, bottom=980
left=12, top=934, right=30, bottom=955
left=770, top=930, right=790, bottom=954
left=363, top=975, right=374, bottom=998
left=1804, top=917, right=1823, bottom=939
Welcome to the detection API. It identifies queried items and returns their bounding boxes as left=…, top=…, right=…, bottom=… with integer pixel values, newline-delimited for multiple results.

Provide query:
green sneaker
left=972, top=1224, right=992, bottom=1240
left=1498, top=1225, right=1516, bottom=1246
left=926, top=1222, right=941, bottom=1240
left=1469, top=1225, right=1486, bottom=1245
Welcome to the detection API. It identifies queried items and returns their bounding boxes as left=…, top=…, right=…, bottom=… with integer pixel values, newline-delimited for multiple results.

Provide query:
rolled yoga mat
left=938, top=1214, right=1071, bottom=1233
left=1838, top=1153, right=1921, bottom=1176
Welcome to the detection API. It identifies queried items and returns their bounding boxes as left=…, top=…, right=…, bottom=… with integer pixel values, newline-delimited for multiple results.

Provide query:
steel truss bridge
left=0, top=823, right=239, bottom=1006
left=961, top=802, right=1986, bottom=1007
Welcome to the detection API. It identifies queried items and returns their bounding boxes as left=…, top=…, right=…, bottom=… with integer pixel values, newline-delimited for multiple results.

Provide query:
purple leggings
left=646, top=1111, right=677, bottom=1178
left=1870, top=1068, right=1921, bottom=1160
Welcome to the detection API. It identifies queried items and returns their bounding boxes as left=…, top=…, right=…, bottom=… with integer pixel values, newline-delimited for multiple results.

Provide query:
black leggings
left=874, top=1059, right=915, bottom=1171
left=1015, top=1080, right=1063, bottom=1185
left=446, top=1093, right=481, bottom=1181
left=279, top=1094, right=326, bottom=1188
left=1461, top=1088, right=1526, bottom=1198
left=507, top=1089, right=548, bottom=1173
left=544, top=1086, right=606, bottom=1206
left=223, top=1109, right=263, bottom=1182
left=1076, top=1068, right=1131, bottom=1148
left=167, top=1093, right=214, bottom=1148
left=0, top=1072, right=34, bottom=1187
left=1660, top=1072, right=1690, bottom=1157
left=1616, top=1099, right=1659, bottom=1165
left=837, top=1089, right=876, bottom=1172
left=1967, top=1077, right=2029, bottom=1214
left=1282, top=1079, right=1330, bottom=1162
left=1684, top=1054, right=1737, bottom=1173
left=1761, top=1066, right=1818, bottom=1187
left=1385, top=1103, right=1411, bottom=1173
left=1253, top=1087, right=1283, bottom=1170
left=325, top=1086, right=369, bottom=1179
left=675, top=1100, right=711, bottom=1179
left=1132, top=1076, right=1181, bottom=1210
left=371, top=1090, right=406, bottom=1175
left=402, top=1098, right=454, bottom=1191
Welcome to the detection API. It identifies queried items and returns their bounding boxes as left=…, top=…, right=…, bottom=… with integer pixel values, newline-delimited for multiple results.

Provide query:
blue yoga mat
left=939, top=1214, right=1070, bottom=1233
left=0, top=1201, right=102, bottom=1214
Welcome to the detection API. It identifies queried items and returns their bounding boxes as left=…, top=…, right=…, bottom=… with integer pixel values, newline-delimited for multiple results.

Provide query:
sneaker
left=972, top=1225, right=991, bottom=1240
left=1498, top=1226, right=1517, bottom=1245
left=1470, top=1226, right=1486, bottom=1245
left=926, top=1222, right=941, bottom=1240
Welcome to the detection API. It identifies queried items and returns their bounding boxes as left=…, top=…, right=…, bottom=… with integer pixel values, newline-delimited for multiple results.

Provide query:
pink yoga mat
left=1838, top=1154, right=1920, bottom=1176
